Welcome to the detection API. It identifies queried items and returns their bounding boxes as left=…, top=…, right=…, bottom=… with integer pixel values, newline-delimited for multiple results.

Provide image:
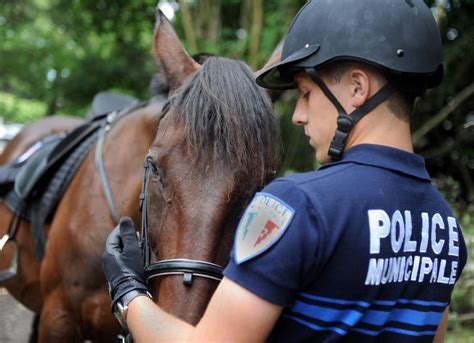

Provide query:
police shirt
left=223, top=144, right=467, bottom=342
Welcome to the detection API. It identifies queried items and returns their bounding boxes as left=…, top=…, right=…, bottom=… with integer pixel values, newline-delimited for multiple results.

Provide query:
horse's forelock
left=173, top=57, right=281, bottom=188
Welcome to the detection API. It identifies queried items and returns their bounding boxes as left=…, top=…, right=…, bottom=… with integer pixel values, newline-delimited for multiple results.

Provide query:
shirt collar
left=320, top=144, right=431, bottom=181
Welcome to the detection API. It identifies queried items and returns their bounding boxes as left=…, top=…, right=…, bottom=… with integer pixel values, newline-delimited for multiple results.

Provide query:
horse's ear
left=153, top=9, right=200, bottom=91
left=255, top=39, right=285, bottom=102
left=255, top=39, right=284, bottom=77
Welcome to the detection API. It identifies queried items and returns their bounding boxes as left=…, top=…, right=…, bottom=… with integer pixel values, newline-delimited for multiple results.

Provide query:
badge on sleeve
left=234, top=192, right=295, bottom=264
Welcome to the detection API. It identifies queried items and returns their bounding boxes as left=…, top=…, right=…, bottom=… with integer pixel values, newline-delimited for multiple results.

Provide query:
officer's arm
left=433, top=306, right=449, bottom=343
left=127, top=276, right=283, bottom=342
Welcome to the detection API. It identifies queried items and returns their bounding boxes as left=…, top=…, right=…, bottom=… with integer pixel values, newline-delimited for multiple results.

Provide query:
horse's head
left=143, top=11, right=281, bottom=324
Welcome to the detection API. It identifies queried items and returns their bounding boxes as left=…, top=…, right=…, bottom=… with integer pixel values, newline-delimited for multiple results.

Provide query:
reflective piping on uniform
left=290, top=300, right=443, bottom=328
left=285, top=314, right=437, bottom=337
left=285, top=313, right=438, bottom=337
left=283, top=314, right=348, bottom=335
left=300, top=293, right=371, bottom=307
left=300, top=293, right=448, bottom=308
left=352, top=326, right=437, bottom=337
left=361, top=308, right=442, bottom=326
left=391, top=299, right=448, bottom=307
left=292, top=301, right=362, bottom=326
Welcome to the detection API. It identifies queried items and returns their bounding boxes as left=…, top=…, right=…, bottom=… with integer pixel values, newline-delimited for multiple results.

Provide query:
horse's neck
left=111, top=101, right=163, bottom=149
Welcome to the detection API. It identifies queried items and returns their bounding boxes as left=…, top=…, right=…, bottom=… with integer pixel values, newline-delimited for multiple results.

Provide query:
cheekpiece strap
left=305, top=68, right=346, bottom=115
left=139, top=156, right=154, bottom=267
left=305, top=68, right=395, bottom=160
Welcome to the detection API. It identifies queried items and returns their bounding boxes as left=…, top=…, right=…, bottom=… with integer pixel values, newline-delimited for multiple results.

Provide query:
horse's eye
left=149, top=162, right=163, bottom=183
left=150, top=165, right=171, bottom=203
left=152, top=172, right=163, bottom=185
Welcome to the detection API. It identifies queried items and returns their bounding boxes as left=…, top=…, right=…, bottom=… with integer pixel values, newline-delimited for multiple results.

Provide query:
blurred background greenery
left=0, top=0, right=473, bottom=339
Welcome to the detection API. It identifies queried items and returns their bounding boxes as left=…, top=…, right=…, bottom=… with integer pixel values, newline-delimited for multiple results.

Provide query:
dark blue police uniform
left=224, top=144, right=467, bottom=342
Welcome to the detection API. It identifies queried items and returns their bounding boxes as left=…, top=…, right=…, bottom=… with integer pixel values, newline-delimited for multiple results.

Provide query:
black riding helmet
left=257, top=0, right=443, bottom=160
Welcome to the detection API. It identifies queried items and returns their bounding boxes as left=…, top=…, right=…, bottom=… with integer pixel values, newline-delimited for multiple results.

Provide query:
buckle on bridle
left=0, top=235, right=19, bottom=282
left=0, top=234, right=10, bottom=251
left=144, top=259, right=223, bottom=285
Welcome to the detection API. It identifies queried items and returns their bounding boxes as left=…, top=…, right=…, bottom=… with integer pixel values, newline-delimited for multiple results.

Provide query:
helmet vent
left=397, top=49, right=405, bottom=57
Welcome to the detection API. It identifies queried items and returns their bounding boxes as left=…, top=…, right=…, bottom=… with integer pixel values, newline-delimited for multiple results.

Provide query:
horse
left=0, top=10, right=281, bottom=342
left=0, top=101, right=161, bottom=341
left=0, top=115, right=84, bottom=313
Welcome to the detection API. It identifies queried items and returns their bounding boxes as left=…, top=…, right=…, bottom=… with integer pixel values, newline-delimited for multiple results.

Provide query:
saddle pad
left=3, top=118, right=102, bottom=260
left=38, top=129, right=99, bottom=223
left=30, top=130, right=100, bottom=260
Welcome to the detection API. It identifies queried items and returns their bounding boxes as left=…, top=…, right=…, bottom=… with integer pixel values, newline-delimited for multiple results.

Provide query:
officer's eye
left=302, top=91, right=310, bottom=100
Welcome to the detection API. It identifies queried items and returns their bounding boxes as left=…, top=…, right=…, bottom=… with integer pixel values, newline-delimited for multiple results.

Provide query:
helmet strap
left=305, top=68, right=395, bottom=160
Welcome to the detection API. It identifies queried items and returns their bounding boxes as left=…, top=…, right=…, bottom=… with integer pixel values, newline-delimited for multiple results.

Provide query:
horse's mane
left=173, top=57, right=281, bottom=188
left=150, top=53, right=214, bottom=96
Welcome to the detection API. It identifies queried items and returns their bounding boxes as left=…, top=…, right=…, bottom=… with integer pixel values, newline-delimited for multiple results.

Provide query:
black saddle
left=2, top=121, right=102, bottom=260
left=0, top=91, right=137, bottom=191
left=0, top=92, right=149, bottom=263
left=0, top=91, right=139, bottom=201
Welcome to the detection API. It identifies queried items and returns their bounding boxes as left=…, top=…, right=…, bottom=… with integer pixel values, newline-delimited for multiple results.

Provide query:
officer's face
left=293, top=72, right=349, bottom=164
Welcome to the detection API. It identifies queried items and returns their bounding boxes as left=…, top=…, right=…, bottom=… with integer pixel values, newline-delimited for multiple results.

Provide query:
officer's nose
left=292, top=98, right=308, bottom=126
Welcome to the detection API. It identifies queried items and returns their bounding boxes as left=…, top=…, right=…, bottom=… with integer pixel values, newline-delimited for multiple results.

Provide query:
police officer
left=103, top=0, right=468, bottom=341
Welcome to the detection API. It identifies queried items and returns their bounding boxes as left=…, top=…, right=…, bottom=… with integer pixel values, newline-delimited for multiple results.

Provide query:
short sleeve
left=223, top=179, right=325, bottom=307
left=456, top=222, right=468, bottom=282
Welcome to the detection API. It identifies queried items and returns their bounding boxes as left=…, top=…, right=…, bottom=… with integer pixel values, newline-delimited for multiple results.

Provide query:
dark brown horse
left=0, top=105, right=162, bottom=341
left=0, top=10, right=280, bottom=342
left=144, top=12, right=280, bottom=325
left=0, top=116, right=84, bottom=313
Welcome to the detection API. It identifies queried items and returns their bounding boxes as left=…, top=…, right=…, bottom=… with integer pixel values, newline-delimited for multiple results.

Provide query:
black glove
left=102, top=217, right=150, bottom=311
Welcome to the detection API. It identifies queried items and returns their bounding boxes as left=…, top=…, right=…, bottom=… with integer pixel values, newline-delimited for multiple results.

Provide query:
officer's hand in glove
left=102, top=217, right=150, bottom=311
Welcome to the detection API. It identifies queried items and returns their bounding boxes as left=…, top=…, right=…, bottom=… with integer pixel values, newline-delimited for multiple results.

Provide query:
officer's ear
left=348, top=68, right=372, bottom=108
left=348, top=65, right=389, bottom=108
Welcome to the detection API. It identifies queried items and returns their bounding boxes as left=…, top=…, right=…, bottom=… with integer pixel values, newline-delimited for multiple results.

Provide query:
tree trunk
left=208, top=0, right=221, bottom=43
left=178, top=0, right=198, bottom=53
left=240, top=0, right=250, bottom=34
left=196, top=0, right=208, bottom=39
left=249, top=0, right=263, bottom=70
left=412, top=82, right=474, bottom=146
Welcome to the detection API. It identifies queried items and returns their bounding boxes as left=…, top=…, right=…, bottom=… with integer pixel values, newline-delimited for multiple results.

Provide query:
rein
left=138, top=101, right=224, bottom=286
left=95, top=100, right=147, bottom=224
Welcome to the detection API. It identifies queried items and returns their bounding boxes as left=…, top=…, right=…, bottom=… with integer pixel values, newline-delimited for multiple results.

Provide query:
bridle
left=138, top=100, right=224, bottom=287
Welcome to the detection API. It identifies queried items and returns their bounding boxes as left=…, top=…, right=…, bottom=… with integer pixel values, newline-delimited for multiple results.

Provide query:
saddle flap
left=14, top=136, right=63, bottom=199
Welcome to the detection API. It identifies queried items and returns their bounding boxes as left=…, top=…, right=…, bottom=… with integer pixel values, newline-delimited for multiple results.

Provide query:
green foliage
left=436, top=175, right=474, bottom=335
left=1, top=0, right=473, bottom=336
left=0, top=0, right=158, bottom=116
left=0, top=92, right=47, bottom=123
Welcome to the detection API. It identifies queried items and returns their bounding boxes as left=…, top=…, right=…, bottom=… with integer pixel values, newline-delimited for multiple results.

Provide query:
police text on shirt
left=365, top=209, right=460, bottom=286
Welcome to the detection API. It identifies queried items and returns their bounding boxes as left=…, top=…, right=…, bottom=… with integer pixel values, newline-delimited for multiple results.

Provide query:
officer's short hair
left=317, top=61, right=415, bottom=122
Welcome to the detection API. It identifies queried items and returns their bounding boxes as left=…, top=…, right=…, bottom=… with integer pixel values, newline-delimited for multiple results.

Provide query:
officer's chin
left=315, top=149, right=332, bottom=166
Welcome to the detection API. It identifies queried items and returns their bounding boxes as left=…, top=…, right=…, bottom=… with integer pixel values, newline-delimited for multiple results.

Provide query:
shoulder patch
left=234, top=192, right=295, bottom=264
